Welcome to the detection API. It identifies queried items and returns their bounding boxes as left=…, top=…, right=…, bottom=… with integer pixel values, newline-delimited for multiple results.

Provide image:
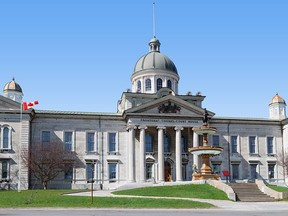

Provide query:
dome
left=270, top=93, right=286, bottom=105
left=3, top=78, right=23, bottom=93
left=133, top=37, right=178, bottom=74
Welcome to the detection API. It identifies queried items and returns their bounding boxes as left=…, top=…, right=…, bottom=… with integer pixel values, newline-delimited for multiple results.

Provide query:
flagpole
left=18, top=102, right=22, bottom=192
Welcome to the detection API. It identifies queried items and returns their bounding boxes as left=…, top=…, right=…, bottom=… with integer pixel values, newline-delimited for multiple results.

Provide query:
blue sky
left=0, top=0, right=287, bottom=118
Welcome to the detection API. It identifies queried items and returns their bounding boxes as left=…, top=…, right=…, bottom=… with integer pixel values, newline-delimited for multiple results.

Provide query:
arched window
left=167, top=80, right=172, bottom=89
left=145, top=134, right=153, bottom=152
left=156, top=78, right=162, bottom=91
left=137, top=80, right=141, bottom=92
left=181, top=136, right=187, bottom=153
left=3, top=127, right=9, bottom=149
left=164, top=135, right=170, bottom=153
left=145, top=79, right=151, bottom=91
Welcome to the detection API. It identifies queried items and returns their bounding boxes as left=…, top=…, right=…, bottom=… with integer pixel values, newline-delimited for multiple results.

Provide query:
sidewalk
left=68, top=190, right=288, bottom=211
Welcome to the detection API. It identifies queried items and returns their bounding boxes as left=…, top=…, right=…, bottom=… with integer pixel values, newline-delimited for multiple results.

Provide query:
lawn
left=268, top=185, right=288, bottom=193
left=113, top=184, right=229, bottom=200
left=0, top=190, right=214, bottom=209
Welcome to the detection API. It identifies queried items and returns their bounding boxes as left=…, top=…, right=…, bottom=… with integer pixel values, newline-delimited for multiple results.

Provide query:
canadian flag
left=22, top=101, right=39, bottom=111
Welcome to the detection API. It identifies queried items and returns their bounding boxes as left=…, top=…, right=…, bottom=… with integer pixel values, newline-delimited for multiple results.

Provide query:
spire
left=153, top=2, right=156, bottom=38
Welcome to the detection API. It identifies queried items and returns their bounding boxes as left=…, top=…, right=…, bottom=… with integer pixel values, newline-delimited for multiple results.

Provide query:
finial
left=153, top=2, right=156, bottom=38
left=12, top=77, right=15, bottom=81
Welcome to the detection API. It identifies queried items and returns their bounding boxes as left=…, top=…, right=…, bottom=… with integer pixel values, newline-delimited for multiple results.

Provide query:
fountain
left=189, top=109, right=223, bottom=180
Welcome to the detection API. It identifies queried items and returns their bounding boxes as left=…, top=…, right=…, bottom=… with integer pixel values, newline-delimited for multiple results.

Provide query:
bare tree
left=277, top=151, right=288, bottom=185
left=22, top=142, right=79, bottom=190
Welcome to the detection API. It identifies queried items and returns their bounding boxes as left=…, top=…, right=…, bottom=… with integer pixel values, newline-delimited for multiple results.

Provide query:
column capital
left=138, top=125, right=148, bottom=130
left=126, top=124, right=137, bottom=131
left=174, top=126, right=184, bottom=131
left=157, top=126, right=166, bottom=130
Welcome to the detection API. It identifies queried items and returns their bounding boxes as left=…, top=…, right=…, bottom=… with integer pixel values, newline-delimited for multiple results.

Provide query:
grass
left=268, top=185, right=288, bottom=193
left=113, top=184, right=229, bottom=200
left=0, top=190, right=214, bottom=209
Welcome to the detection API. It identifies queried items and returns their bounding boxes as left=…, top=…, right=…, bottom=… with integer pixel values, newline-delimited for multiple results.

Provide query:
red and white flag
left=22, top=101, right=39, bottom=111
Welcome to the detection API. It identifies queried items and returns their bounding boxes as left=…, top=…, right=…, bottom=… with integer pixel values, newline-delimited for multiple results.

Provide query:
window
left=268, top=164, right=275, bottom=179
left=156, top=78, right=162, bottom=91
left=167, top=80, right=172, bottom=89
left=137, top=80, right=141, bottom=92
left=145, top=134, right=153, bottom=153
left=232, top=164, right=239, bottom=180
left=64, top=132, right=73, bottom=151
left=146, top=163, right=153, bottom=180
left=42, top=131, right=50, bottom=148
left=164, top=135, right=170, bottom=153
left=108, top=132, right=116, bottom=152
left=231, top=136, right=238, bottom=153
left=267, top=137, right=274, bottom=155
left=86, top=162, right=95, bottom=182
left=145, top=79, right=151, bottom=91
left=182, top=164, right=187, bottom=180
left=65, top=166, right=73, bottom=180
left=181, top=136, right=188, bottom=153
left=3, top=128, right=9, bottom=149
left=249, top=136, right=256, bottom=154
left=1, top=160, right=8, bottom=179
left=212, top=163, right=221, bottom=175
left=1, top=126, right=12, bottom=150
left=212, top=135, right=220, bottom=147
left=87, top=133, right=95, bottom=152
left=109, top=163, right=117, bottom=182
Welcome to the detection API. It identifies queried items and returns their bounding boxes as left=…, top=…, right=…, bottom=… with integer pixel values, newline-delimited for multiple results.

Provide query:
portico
left=126, top=117, right=203, bottom=183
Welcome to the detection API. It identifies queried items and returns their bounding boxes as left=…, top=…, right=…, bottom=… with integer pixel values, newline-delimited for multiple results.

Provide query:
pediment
left=125, top=94, right=214, bottom=118
left=0, top=95, right=21, bottom=111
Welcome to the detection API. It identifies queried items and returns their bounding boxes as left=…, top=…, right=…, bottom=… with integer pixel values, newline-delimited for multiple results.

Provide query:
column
left=157, top=126, right=165, bottom=182
left=175, top=126, right=183, bottom=182
left=139, top=125, right=147, bottom=182
left=127, top=125, right=136, bottom=182
left=193, top=129, right=200, bottom=171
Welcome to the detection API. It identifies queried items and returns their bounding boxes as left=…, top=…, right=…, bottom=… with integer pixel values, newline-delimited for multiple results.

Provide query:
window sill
left=0, top=149, right=12, bottom=153
left=0, top=179, right=11, bottom=183
left=86, top=151, right=99, bottom=155
left=267, top=154, right=276, bottom=157
left=107, top=152, right=119, bottom=156
left=249, top=153, right=260, bottom=157
left=146, top=152, right=155, bottom=156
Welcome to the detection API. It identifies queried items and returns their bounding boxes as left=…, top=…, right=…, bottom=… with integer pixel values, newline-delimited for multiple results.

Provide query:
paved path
left=68, top=190, right=288, bottom=211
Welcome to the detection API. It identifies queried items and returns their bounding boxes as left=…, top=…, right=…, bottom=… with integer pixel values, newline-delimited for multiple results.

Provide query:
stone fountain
left=189, top=109, right=223, bottom=180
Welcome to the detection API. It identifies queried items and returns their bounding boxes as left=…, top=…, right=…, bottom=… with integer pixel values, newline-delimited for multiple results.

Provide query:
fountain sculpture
left=189, top=109, right=223, bottom=180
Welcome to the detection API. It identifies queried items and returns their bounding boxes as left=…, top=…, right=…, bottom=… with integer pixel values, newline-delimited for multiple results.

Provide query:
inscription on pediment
left=158, top=101, right=181, bottom=113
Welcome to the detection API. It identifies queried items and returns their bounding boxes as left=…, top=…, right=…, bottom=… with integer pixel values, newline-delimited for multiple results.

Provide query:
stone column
left=175, top=126, right=183, bottom=182
left=127, top=125, right=136, bottom=182
left=193, top=129, right=200, bottom=172
left=139, top=125, right=147, bottom=182
left=157, top=126, right=165, bottom=182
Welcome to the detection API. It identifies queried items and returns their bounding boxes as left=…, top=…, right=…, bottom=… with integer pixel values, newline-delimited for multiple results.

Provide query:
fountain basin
left=189, top=146, right=223, bottom=156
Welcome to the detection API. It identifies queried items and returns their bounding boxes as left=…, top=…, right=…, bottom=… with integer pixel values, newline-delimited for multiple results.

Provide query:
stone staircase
left=228, top=183, right=276, bottom=202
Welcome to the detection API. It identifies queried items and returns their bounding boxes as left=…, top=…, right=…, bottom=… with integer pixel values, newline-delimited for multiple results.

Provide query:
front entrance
left=164, top=161, right=172, bottom=182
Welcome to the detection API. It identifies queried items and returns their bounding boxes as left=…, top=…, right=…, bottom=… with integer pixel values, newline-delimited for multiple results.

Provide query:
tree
left=22, top=142, right=79, bottom=190
left=276, top=151, right=288, bottom=185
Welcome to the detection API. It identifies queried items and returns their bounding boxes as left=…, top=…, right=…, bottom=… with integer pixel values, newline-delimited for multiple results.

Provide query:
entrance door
left=250, top=164, right=257, bottom=180
left=164, top=161, right=172, bottom=182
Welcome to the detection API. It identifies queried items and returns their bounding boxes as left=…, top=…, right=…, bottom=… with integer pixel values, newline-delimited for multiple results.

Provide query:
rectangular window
left=109, top=163, right=117, bottom=182
left=212, top=135, right=220, bottom=147
left=87, top=133, right=95, bottom=152
left=212, top=163, right=221, bottom=175
left=42, top=131, right=50, bottom=148
left=231, top=136, right=238, bottom=153
left=1, top=160, right=8, bottom=179
left=86, top=163, right=95, bottom=183
left=145, top=135, right=153, bottom=153
left=267, top=137, right=274, bottom=154
left=250, top=164, right=258, bottom=179
left=268, top=164, right=275, bottom=179
left=64, top=167, right=73, bottom=180
left=64, top=132, right=73, bottom=151
left=232, top=164, right=239, bottom=180
left=249, top=136, right=256, bottom=154
left=108, top=133, right=116, bottom=152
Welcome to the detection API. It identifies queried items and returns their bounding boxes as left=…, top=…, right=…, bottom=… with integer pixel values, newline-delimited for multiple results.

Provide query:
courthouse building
left=1, top=37, right=288, bottom=189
